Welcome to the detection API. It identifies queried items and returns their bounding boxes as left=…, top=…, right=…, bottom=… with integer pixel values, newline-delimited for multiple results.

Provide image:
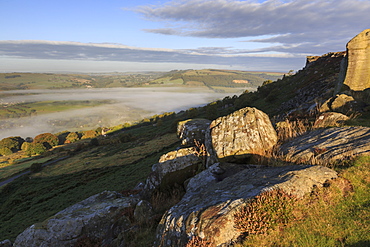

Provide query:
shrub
left=262, top=80, right=273, bottom=86
left=34, top=133, right=59, bottom=147
left=81, top=130, right=99, bottom=139
left=234, top=189, right=297, bottom=236
left=21, top=142, right=31, bottom=151
left=65, top=132, right=79, bottom=143
left=56, top=131, right=69, bottom=144
left=0, top=136, right=24, bottom=152
left=118, top=133, right=135, bottom=143
left=186, top=236, right=211, bottom=247
left=30, top=163, right=43, bottom=173
left=25, top=143, right=47, bottom=156
left=0, top=147, right=13, bottom=156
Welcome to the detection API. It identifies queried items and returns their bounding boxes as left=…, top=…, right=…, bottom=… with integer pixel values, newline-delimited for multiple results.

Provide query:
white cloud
left=135, top=0, right=370, bottom=54
left=0, top=40, right=304, bottom=72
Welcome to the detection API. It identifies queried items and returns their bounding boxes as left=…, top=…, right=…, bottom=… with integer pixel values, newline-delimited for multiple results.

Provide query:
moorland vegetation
left=0, top=35, right=369, bottom=246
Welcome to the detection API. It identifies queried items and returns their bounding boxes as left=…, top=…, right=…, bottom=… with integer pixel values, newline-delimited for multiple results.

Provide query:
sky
left=0, top=0, right=369, bottom=73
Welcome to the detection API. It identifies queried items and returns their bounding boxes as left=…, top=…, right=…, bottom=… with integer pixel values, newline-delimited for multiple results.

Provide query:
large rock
left=13, top=191, right=139, bottom=247
left=338, top=29, right=370, bottom=104
left=143, top=147, right=202, bottom=195
left=177, top=119, right=211, bottom=146
left=205, top=107, right=277, bottom=166
left=313, top=112, right=349, bottom=128
left=343, top=29, right=370, bottom=92
left=319, top=94, right=357, bottom=114
left=154, top=165, right=337, bottom=247
left=280, top=126, right=370, bottom=164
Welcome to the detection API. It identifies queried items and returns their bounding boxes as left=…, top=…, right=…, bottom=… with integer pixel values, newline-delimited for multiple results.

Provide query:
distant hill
left=0, top=72, right=164, bottom=90
left=0, top=70, right=283, bottom=91
left=147, top=69, right=283, bottom=89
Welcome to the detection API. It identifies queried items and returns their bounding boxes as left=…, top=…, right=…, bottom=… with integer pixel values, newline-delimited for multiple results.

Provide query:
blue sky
left=0, top=0, right=369, bottom=72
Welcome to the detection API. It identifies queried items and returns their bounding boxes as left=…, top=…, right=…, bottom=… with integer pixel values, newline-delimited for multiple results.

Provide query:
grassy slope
left=235, top=157, right=370, bottom=247
left=0, top=62, right=369, bottom=245
left=0, top=119, right=181, bottom=241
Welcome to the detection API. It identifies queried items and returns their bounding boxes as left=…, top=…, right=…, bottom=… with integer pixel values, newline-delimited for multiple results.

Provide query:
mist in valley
left=0, top=87, right=252, bottom=139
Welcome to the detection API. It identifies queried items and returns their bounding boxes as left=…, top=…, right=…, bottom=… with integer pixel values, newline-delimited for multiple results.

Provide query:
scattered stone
left=0, top=239, right=12, bottom=247
left=13, top=191, right=138, bottom=247
left=154, top=165, right=337, bottom=247
left=205, top=107, right=277, bottom=166
left=313, top=112, right=350, bottom=128
left=320, top=94, right=358, bottom=114
left=143, top=147, right=202, bottom=196
left=331, top=94, right=357, bottom=112
left=177, top=119, right=211, bottom=146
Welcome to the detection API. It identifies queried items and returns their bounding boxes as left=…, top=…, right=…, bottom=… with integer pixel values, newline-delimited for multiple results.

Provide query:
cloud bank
left=2, top=0, right=367, bottom=72
left=136, top=0, right=370, bottom=54
left=0, top=40, right=303, bottom=72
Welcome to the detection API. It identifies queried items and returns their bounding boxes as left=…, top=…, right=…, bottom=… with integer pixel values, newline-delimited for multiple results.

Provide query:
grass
left=32, top=133, right=179, bottom=178
left=0, top=100, right=113, bottom=119
left=0, top=72, right=163, bottom=90
left=0, top=155, right=54, bottom=180
left=0, top=116, right=182, bottom=241
left=234, top=156, right=370, bottom=247
left=0, top=140, right=180, bottom=241
left=0, top=61, right=368, bottom=246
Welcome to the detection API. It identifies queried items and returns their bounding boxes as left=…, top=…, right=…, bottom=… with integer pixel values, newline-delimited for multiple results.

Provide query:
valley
left=0, top=69, right=281, bottom=140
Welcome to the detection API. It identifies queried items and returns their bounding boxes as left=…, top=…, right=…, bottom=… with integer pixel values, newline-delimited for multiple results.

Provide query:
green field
left=0, top=72, right=164, bottom=90
left=0, top=70, right=283, bottom=91
left=0, top=100, right=113, bottom=119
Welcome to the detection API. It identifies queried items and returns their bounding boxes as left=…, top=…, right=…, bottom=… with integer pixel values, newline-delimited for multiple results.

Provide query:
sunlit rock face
left=205, top=107, right=278, bottom=166
left=343, top=29, right=370, bottom=91
left=154, top=165, right=337, bottom=247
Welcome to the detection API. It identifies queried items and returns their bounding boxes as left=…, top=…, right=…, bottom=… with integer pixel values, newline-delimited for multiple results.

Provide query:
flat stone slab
left=155, top=164, right=337, bottom=247
left=279, top=126, right=370, bottom=164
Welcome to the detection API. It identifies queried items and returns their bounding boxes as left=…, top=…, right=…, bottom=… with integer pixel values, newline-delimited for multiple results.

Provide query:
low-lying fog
left=0, top=87, right=253, bottom=139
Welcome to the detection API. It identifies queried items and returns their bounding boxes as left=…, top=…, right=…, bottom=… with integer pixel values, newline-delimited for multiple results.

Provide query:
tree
left=0, top=147, right=13, bottom=156
left=34, top=133, right=59, bottom=147
left=81, top=130, right=99, bottom=139
left=25, top=143, right=47, bottom=156
left=21, top=142, right=31, bottom=151
left=0, top=136, right=24, bottom=153
left=262, top=80, right=273, bottom=86
left=65, top=132, right=79, bottom=143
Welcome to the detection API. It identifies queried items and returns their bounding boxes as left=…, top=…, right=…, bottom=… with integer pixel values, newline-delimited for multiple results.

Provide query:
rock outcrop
left=13, top=191, right=139, bottom=247
left=337, top=29, right=370, bottom=105
left=205, top=107, right=277, bottom=166
left=343, top=29, right=370, bottom=92
left=154, top=165, right=337, bottom=247
left=177, top=119, right=211, bottom=146
left=280, top=126, right=370, bottom=164
left=278, top=52, right=345, bottom=118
